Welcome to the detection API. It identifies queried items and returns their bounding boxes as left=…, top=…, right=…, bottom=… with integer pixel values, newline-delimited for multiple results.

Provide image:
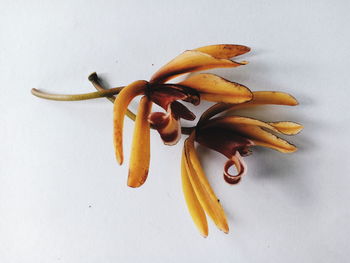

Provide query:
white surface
left=1, top=0, right=350, bottom=262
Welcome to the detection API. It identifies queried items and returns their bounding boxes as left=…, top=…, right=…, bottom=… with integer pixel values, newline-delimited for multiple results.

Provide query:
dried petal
left=128, top=96, right=152, bottom=188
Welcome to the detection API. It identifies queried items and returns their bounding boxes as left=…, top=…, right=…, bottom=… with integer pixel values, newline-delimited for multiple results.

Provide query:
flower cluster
left=32, top=44, right=302, bottom=237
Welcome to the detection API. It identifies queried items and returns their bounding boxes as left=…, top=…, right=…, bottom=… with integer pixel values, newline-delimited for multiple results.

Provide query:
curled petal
left=224, top=151, right=247, bottom=184
left=184, top=132, right=229, bottom=233
left=128, top=96, right=152, bottom=188
left=149, top=86, right=196, bottom=145
left=148, top=111, right=181, bottom=145
left=181, top=148, right=208, bottom=237
left=179, top=74, right=253, bottom=104
left=150, top=50, right=247, bottom=83
left=194, top=44, right=251, bottom=59
left=113, top=80, right=147, bottom=164
left=268, top=121, right=303, bottom=135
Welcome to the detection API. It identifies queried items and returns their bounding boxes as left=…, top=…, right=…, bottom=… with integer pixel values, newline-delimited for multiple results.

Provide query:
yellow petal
left=194, top=44, right=251, bottom=59
left=184, top=132, right=229, bottom=233
left=230, top=91, right=299, bottom=110
left=113, top=80, right=148, bottom=164
left=230, top=125, right=297, bottom=153
left=150, top=50, right=247, bottom=83
left=203, top=116, right=281, bottom=134
left=178, top=74, right=252, bottom=104
left=268, top=122, right=303, bottom=135
left=128, top=96, right=152, bottom=188
left=198, top=91, right=299, bottom=123
left=181, top=148, right=208, bottom=237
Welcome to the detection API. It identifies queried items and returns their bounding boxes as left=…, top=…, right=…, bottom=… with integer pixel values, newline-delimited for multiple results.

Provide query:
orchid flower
left=181, top=91, right=303, bottom=236
left=113, top=44, right=253, bottom=187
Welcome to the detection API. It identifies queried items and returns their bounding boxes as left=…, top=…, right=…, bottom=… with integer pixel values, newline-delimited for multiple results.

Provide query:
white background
left=1, top=0, right=350, bottom=262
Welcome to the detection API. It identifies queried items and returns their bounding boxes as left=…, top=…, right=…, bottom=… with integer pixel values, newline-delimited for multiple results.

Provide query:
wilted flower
left=181, top=91, right=303, bottom=236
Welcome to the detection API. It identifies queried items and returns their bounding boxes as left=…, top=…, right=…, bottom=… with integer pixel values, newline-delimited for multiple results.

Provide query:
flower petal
left=224, top=151, right=248, bottom=184
left=198, top=91, right=299, bottom=123
left=171, top=101, right=196, bottom=121
left=148, top=111, right=181, bottom=145
left=178, top=74, right=253, bottom=104
left=228, top=125, right=297, bottom=153
left=149, top=87, right=196, bottom=145
left=268, top=121, right=303, bottom=135
left=194, top=44, right=251, bottom=59
left=113, top=80, right=148, bottom=164
left=181, top=148, right=208, bottom=237
left=150, top=50, right=247, bottom=83
left=128, top=96, right=152, bottom=188
left=184, top=132, right=229, bottom=233
left=203, top=116, right=282, bottom=134
left=206, top=117, right=303, bottom=136
left=230, top=91, right=299, bottom=109
left=150, top=86, right=199, bottom=108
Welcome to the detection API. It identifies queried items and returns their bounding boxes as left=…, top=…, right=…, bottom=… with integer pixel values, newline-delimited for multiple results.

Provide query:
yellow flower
left=114, top=44, right=253, bottom=187
left=181, top=91, right=303, bottom=236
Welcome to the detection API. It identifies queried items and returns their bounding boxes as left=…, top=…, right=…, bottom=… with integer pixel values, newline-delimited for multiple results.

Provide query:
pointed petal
left=268, top=121, right=303, bottom=135
left=179, top=74, right=252, bottom=104
left=198, top=91, right=299, bottom=123
left=181, top=148, right=208, bottom=237
left=228, top=125, right=297, bottom=153
left=194, top=44, right=251, bottom=59
left=229, top=91, right=299, bottom=111
left=128, top=96, right=152, bottom=188
left=203, top=116, right=281, bottom=134
left=150, top=50, right=247, bottom=83
left=206, top=116, right=303, bottom=137
left=113, top=80, right=147, bottom=164
left=184, top=132, right=229, bottom=233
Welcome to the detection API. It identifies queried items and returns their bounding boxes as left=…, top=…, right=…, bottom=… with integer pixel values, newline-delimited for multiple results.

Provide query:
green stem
left=31, top=87, right=123, bottom=101
left=31, top=72, right=196, bottom=135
